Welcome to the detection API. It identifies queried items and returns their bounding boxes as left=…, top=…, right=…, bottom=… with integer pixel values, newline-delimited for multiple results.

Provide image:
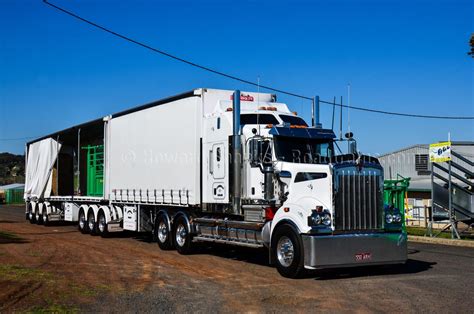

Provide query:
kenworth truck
left=24, top=88, right=407, bottom=278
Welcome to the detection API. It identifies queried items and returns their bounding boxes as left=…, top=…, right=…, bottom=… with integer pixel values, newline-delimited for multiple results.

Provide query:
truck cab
left=200, top=90, right=407, bottom=277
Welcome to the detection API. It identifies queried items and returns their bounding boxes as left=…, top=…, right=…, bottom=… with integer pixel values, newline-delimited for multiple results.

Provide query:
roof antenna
left=347, top=83, right=351, bottom=153
left=339, top=96, right=343, bottom=141
left=257, top=76, right=261, bottom=136
left=331, top=96, right=336, bottom=130
left=347, top=83, right=351, bottom=134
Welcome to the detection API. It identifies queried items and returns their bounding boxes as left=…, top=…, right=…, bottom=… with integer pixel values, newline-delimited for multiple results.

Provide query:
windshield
left=273, top=136, right=334, bottom=164
left=241, top=114, right=279, bottom=126
left=279, top=115, right=308, bottom=126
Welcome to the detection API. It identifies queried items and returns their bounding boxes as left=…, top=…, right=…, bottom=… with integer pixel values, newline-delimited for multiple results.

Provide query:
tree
left=469, top=33, right=474, bottom=58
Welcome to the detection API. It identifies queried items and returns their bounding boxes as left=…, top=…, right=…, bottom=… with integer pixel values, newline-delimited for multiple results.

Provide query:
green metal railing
left=82, top=144, right=104, bottom=197
left=384, top=175, right=411, bottom=231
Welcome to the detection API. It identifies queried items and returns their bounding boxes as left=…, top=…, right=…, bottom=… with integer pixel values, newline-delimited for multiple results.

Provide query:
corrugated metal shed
left=378, top=142, right=474, bottom=192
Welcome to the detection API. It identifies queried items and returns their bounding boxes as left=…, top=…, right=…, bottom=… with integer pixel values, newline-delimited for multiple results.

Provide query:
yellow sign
left=429, top=141, right=452, bottom=162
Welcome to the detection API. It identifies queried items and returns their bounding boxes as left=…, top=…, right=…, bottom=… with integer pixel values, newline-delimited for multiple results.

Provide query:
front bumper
left=302, top=232, right=407, bottom=269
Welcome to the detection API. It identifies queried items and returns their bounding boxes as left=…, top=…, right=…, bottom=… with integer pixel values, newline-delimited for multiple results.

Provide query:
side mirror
left=249, top=138, right=272, bottom=167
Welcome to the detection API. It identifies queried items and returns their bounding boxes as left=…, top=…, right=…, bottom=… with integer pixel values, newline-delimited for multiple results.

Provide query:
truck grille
left=333, top=168, right=383, bottom=231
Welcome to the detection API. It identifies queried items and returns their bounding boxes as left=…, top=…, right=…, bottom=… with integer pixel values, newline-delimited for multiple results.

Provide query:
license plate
left=355, top=252, right=372, bottom=261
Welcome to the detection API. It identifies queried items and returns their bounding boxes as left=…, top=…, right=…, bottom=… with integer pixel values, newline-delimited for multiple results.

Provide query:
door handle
left=209, top=150, right=213, bottom=174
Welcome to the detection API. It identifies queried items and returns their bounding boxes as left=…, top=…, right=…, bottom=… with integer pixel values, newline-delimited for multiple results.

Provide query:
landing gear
left=272, top=224, right=304, bottom=278
left=155, top=214, right=173, bottom=250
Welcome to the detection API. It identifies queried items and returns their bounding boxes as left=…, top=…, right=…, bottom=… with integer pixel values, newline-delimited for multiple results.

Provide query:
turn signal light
left=226, top=107, right=233, bottom=112
left=265, top=207, right=276, bottom=220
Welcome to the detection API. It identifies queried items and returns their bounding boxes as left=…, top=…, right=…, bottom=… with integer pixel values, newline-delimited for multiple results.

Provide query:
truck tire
left=155, top=214, right=173, bottom=250
left=271, top=224, right=305, bottom=278
left=78, top=209, right=88, bottom=234
left=97, top=211, right=109, bottom=238
left=88, top=211, right=98, bottom=236
left=35, top=210, right=43, bottom=225
left=29, top=207, right=36, bottom=224
left=42, top=211, right=49, bottom=226
left=173, top=215, right=193, bottom=254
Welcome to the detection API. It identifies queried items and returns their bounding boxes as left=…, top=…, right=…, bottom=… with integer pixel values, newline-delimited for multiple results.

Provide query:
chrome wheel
left=35, top=211, right=40, bottom=222
left=277, top=236, right=294, bottom=267
left=98, top=214, right=106, bottom=233
left=88, top=215, right=95, bottom=231
left=29, top=211, right=34, bottom=221
left=175, top=224, right=187, bottom=247
left=79, top=212, right=86, bottom=229
left=42, top=212, right=48, bottom=224
left=158, top=221, right=168, bottom=243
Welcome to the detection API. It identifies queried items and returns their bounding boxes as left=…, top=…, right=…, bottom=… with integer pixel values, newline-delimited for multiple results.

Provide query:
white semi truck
left=24, top=88, right=407, bottom=278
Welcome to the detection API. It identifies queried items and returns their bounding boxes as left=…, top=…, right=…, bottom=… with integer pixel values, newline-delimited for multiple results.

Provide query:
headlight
left=393, top=213, right=401, bottom=223
left=385, top=213, right=393, bottom=224
left=310, top=214, right=322, bottom=225
left=322, top=213, right=331, bottom=226
left=308, top=209, right=331, bottom=228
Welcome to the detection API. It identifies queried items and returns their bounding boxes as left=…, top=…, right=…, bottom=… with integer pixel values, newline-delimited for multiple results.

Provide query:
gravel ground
left=1, top=204, right=473, bottom=313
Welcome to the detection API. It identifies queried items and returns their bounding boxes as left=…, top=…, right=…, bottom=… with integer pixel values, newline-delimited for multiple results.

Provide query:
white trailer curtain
left=24, top=138, right=62, bottom=200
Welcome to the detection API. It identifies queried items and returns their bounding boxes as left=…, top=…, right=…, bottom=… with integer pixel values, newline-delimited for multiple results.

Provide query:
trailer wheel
left=27, top=204, right=35, bottom=223
left=155, top=214, right=173, bottom=250
left=42, top=211, right=49, bottom=226
left=97, top=211, right=109, bottom=238
left=29, top=206, right=36, bottom=224
left=78, top=209, right=88, bottom=234
left=173, top=215, right=193, bottom=254
left=35, top=209, right=43, bottom=225
left=88, top=211, right=98, bottom=236
left=271, top=224, right=305, bottom=278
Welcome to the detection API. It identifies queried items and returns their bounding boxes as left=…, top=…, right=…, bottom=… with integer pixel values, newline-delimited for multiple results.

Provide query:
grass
left=406, top=226, right=474, bottom=241
left=0, top=230, right=28, bottom=243
left=27, top=303, right=79, bottom=314
left=0, top=230, right=22, bottom=240
left=0, top=265, right=54, bottom=282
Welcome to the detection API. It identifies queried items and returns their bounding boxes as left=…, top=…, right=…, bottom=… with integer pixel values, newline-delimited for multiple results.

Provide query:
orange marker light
left=284, top=207, right=290, bottom=212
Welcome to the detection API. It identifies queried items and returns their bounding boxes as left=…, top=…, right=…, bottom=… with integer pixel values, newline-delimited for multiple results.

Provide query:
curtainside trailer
left=24, top=88, right=407, bottom=278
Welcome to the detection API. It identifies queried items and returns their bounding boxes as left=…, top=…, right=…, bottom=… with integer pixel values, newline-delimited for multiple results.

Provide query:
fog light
left=385, top=214, right=393, bottom=224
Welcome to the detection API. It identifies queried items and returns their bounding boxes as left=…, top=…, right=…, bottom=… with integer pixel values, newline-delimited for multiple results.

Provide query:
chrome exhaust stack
left=232, top=90, right=242, bottom=215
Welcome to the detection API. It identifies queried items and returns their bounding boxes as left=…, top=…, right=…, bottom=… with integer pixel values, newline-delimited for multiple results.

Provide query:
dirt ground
left=1, top=204, right=473, bottom=313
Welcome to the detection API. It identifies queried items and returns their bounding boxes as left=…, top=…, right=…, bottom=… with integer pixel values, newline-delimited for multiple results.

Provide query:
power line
left=43, top=0, right=474, bottom=120
left=319, top=99, right=472, bottom=120
left=0, top=136, right=38, bottom=141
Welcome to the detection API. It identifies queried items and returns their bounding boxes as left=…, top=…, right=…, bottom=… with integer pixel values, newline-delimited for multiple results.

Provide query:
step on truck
left=24, top=88, right=407, bottom=278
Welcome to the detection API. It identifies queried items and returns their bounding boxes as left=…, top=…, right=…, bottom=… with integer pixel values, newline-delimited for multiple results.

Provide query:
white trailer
left=24, top=88, right=407, bottom=278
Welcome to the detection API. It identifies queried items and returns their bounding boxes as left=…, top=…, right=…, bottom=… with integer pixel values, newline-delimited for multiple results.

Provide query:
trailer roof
left=26, top=89, right=197, bottom=146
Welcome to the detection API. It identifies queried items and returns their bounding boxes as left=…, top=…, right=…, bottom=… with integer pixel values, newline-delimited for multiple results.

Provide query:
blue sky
left=0, top=0, right=473, bottom=155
